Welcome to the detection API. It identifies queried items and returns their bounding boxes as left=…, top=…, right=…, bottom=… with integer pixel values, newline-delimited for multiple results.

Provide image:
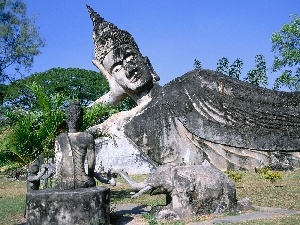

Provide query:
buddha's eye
left=112, top=64, right=122, bottom=73
left=124, top=53, right=136, bottom=63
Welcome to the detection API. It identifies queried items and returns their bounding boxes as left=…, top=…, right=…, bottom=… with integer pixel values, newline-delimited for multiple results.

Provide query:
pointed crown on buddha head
left=86, top=5, right=140, bottom=62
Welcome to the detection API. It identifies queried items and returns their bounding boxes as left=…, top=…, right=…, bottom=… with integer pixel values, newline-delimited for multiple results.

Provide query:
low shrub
left=255, top=167, right=283, bottom=183
left=262, top=170, right=283, bottom=183
left=225, top=170, right=243, bottom=183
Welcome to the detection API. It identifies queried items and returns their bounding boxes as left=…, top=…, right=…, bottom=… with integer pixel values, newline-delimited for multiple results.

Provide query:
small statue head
left=86, top=5, right=160, bottom=96
left=66, top=101, right=83, bottom=133
left=28, top=163, right=39, bottom=175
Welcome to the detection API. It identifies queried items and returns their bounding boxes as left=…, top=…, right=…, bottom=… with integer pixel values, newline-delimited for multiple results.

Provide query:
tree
left=0, top=83, right=66, bottom=166
left=2, top=67, right=137, bottom=110
left=0, top=0, right=45, bottom=82
left=0, top=83, right=7, bottom=104
left=0, top=82, right=116, bottom=167
left=216, top=57, right=229, bottom=75
left=1, top=67, right=136, bottom=144
left=244, top=54, right=268, bottom=87
left=3, top=68, right=109, bottom=108
left=228, top=58, right=243, bottom=80
left=193, top=59, right=202, bottom=69
left=216, top=57, right=243, bottom=79
left=271, top=15, right=300, bottom=91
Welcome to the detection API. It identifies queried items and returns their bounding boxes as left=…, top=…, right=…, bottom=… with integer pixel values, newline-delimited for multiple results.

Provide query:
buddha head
left=86, top=5, right=160, bottom=96
left=66, top=101, right=83, bottom=133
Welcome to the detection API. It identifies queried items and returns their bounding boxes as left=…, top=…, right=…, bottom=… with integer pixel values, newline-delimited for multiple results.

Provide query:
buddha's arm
left=88, top=91, right=126, bottom=107
left=88, top=59, right=128, bottom=107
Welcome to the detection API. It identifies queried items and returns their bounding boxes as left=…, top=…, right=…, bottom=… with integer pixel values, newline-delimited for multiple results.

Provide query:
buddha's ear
left=144, top=56, right=160, bottom=82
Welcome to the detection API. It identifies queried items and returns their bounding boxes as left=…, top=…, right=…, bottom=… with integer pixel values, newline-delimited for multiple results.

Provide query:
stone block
left=26, top=186, right=110, bottom=225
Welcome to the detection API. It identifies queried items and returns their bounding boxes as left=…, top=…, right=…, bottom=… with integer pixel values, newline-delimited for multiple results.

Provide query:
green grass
left=0, top=169, right=300, bottom=225
left=0, top=177, right=27, bottom=225
left=236, top=169, right=300, bottom=210
left=227, top=169, right=300, bottom=225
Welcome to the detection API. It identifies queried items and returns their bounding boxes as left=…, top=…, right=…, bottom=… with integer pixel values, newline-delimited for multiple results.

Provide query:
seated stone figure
left=86, top=5, right=300, bottom=171
left=55, top=101, right=96, bottom=189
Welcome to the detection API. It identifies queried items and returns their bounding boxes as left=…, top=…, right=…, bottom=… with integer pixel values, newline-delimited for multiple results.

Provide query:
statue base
left=26, top=186, right=110, bottom=225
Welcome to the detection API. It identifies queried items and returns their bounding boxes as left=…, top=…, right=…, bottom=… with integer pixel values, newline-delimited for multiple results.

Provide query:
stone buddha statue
left=86, top=5, right=300, bottom=172
left=55, top=101, right=96, bottom=189
left=87, top=5, right=160, bottom=108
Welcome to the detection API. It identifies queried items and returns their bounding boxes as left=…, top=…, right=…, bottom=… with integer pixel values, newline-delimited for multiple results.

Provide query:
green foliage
left=143, top=213, right=158, bottom=225
left=0, top=82, right=66, bottom=165
left=2, top=67, right=137, bottom=112
left=3, top=68, right=109, bottom=108
left=115, top=96, right=137, bottom=112
left=244, top=54, right=268, bottom=87
left=216, top=57, right=229, bottom=75
left=0, top=67, right=139, bottom=168
left=216, top=57, right=243, bottom=79
left=229, top=58, right=243, bottom=79
left=262, top=170, right=283, bottom=183
left=82, top=103, right=117, bottom=131
left=0, top=82, right=116, bottom=168
left=0, top=84, right=7, bottom=104
left=225, top=170, right=243, bottom=183
left=271, top=15, right=300, bottom=91
left=273, top=69, right=300, bottom=91
left=255, top=167, right=270, bottom=175
left=0, top=0, right=45, bottom=82
left=193, top=59, right=202, bottom=69
left=205, top=15, right=300, bottom=91
left=255, top=167, right=283, bottom=183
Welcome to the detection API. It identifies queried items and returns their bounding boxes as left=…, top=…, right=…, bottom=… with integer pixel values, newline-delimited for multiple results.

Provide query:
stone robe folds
left=91, top=70, right=300, bottom=171
left=55, top=132, right=96, bottom=189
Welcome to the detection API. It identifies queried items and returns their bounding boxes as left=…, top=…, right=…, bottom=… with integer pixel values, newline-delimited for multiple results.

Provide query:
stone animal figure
left=117, top=162, right=237, bottom=220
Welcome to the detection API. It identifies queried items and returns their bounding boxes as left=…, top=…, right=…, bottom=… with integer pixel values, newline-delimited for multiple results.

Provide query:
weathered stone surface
left=95, top=137, right=157, bottom=174
left=124, top=70, right=300, bottom=170
left=118, top=162, right=238, bottom=220
left=86, top=5, right=160, bottom=107
left=26, top=186, right=110, bottom=225
left=90, top=69, right=300, bottom=172
left=236, top=198, right=253, bottom=212
left=86, top=5, right=300, bottom=172
left=26, top=102, right=114, bottom=225
left=55, top=101, right=96, bottom=189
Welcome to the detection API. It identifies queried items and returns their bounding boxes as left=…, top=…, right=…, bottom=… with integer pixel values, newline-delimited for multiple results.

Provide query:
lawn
left=0, top=169, right=299, bottom=225
left=0, top=177, right=27, bottom=225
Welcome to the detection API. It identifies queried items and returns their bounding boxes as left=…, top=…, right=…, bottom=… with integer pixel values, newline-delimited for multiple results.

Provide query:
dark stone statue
left=26, top=102, right=111, bottom=224
left=27, top=156, right=44, bottom=191
left=27, top=155, right=55, bottom=191
left=55, top=101, right=96, bottom=189
left=86, top=5, right=300, bottom=172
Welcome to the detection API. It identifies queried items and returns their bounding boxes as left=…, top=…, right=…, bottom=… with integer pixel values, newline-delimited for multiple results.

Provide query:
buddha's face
left=102, top=44, right=155, bottom=94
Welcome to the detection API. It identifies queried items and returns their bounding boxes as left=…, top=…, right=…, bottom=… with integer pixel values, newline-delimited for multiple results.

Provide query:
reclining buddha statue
left=86, top=5, right=300, bottom=172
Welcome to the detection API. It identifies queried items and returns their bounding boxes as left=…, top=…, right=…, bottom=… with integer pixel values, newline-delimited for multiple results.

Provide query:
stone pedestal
left=26, top=186, right=110, bottom=225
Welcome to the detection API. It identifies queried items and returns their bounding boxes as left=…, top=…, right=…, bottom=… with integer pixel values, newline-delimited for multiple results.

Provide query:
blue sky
left=22, top=0, right=299, bottom=88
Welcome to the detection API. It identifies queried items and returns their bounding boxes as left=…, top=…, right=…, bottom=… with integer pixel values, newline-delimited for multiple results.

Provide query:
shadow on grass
left=110, top=189, right=131, bottom=202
